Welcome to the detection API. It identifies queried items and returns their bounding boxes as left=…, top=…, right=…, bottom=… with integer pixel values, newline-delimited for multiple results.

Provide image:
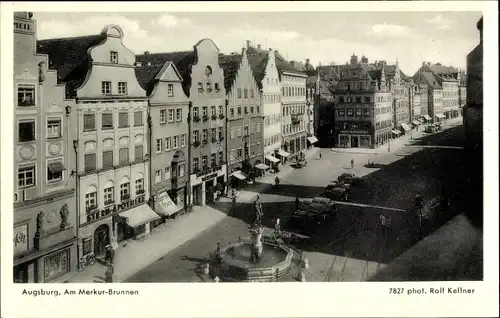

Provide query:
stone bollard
left=203, top=263, right=210, bottom=275
left=214, top=276, right=220, bottom=283
left=299, top=271, right=306, bottom=282
left=302, top=258, right=309, bottom=269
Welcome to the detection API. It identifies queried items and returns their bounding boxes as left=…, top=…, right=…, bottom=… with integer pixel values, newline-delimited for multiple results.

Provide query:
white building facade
left=261, top=50, right=282, bottom=158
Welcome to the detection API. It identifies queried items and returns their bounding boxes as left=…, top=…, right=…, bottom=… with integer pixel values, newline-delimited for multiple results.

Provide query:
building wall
left=188, top=39, right=227, bottom=206
left=262, top=50, right=282, bottom=156
left=428, top=89, right=444, bottom=120
left=281, top=72, right=308, bottom=156
left=419, top=85, right=429, bottom=117
left=373, top=91, right=393, bottom=146
left=441, top=80, right=459, bottom=115
left=148, top=63, right=190, bottom=200
left=13, top=12, right=78, bottom=283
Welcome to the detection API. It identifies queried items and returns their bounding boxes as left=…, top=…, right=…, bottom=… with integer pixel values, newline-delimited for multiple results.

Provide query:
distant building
left=413, top=66, right=445, bottom=124
left=306, top=67, right=335, bottom=145
left=14, top=12, right=77, bottom=283
left=219, top=48, right=264, bottom=186
left=135, top=52, right=190, bottom=219
left=38, top=25, right=155, bottom=263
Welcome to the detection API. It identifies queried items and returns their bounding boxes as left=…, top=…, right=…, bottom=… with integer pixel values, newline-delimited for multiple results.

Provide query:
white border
left=1, top=2, right=499, bottom=318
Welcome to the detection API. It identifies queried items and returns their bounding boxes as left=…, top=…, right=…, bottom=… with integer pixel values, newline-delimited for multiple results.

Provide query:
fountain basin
left=219, top=239, right=293, bottom=282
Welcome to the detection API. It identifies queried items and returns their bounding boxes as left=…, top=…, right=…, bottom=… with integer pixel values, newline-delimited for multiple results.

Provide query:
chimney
left=144, top=51, right=150, bottom=55
left=257, top=44, right=261, bottom=49
left=246, top=40, right=251, bottom=49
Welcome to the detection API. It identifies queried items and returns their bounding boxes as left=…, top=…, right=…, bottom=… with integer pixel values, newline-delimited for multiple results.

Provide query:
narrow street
left=126, top=123, right=469, bottom=282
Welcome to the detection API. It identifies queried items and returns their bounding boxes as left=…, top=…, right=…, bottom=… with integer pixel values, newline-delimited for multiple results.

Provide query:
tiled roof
left=428, top=64, right=457, bottom=75
left=247, top=46, right=269, bottom=89
left=368, top=69, right=382, bottom=81
left=414, top=71, right=441, bottom=89
left=37, top=34, right=106, bottom=96
left=275, top=53, right=307, bottom=76
left=218, top=54, right=242, bottom=92
left=135, top=51, right=195, bottom=96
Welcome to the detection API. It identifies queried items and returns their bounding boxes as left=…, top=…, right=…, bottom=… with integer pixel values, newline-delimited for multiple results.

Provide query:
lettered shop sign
left=14, top=224, right=28, bottom=254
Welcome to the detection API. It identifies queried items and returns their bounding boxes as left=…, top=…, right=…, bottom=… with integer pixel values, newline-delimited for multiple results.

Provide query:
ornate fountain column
left=248, top=226, right=263, bottom=261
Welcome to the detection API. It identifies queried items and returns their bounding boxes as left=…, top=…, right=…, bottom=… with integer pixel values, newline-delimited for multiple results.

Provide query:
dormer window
left=110, top=51, right=118, bottom=64
left=168, top=84, right=174, bottom=97
left=207, top=82, right=212, bottom=92
left=198, top=82, right=204, bottom=92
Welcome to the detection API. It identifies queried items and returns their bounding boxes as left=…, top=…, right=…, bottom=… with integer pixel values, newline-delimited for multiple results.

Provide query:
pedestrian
left=319, top=151, right=322, bottom=159
left=230, top=196, right=236, bottom=215
left=351, top=159, right=355, bottom=169
left=105, top=265, right=114, bottom=283
left=295, top=196, right=300, bottom=211
left=379, top=213, right=388, bottom=239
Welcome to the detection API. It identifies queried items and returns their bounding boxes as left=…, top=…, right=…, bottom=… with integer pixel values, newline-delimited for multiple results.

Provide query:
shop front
left=435, top=113, right=446, bottom=123
left=274, top=149, right=290, bottom=164
left=265, top=154, right=280, bottom=171
left=118, top=202, right=161, bottom=240
left=189, top=164, right=226, bottom=206
left=336, top=121, right=373, bottom=148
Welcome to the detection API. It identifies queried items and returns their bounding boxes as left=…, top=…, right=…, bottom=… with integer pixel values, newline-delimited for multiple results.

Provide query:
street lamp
left=415, top=194, right=424, bottom=240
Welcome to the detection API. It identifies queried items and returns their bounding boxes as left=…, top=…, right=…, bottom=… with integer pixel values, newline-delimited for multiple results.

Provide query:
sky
left=33, top=11, right=482, bottom=76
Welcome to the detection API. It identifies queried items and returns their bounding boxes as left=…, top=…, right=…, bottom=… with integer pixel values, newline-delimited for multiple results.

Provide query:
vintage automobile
left=288, top=197, right=337, bottom=227
left=328, top=180, right=351, bottom=191
left=337, top=172, right=363, bottom=185
left=321, top=187, right=350, bottom=201
left=293, top=159, right=308, bottom=169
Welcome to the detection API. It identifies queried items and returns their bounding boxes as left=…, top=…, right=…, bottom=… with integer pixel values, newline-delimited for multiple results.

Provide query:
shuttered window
left=118, top=112, right=128, bottom=128
left=119, top=148, right=129, bottom=165
left=83, top=114, right=96, bottom=131
left=134, top=111, right=143, bottom=126
left=102, top=151, right=114, bottom=169
left=102, top=113, right=113, bottom=130
left=84, top=153, right=96, bottom=172
left=134, top=145, right=143, bottom=161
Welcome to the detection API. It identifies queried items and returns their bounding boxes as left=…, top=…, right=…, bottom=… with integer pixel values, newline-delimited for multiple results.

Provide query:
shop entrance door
left=350, top=136, right=359, bottom=148
left=93, top=224, right=110, bottom=257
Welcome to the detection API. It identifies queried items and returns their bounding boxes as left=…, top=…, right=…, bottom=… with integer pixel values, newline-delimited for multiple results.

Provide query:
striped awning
left=277, top=149, right=290, bottom=157
left=400, top=123, right=411, bottom=132
left=265, top=155, right=280, bottom=163
left=120, top=204, right=161, bottom=228
left=231, top=170, right=247, bottom=180
left=412, top=120, right=421, bottom=126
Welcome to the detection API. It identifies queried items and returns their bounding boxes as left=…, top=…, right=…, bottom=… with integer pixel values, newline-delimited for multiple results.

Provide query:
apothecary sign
left=14, top=224, right=28, bottom=254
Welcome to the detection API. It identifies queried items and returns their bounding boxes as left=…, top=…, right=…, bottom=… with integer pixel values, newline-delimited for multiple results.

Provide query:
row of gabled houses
left=13, top=13, right=315, bottom=282
left=307, top=54, right=466, bottom=149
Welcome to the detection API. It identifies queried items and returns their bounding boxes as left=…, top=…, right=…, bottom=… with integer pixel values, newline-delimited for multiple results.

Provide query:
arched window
left=103, top=181, right=114, bottom=205
left=85, top=185, right=98, bottom=211
left=120, top=176, right=130, bottom=201
left=135, top=173, right=144, bottom=195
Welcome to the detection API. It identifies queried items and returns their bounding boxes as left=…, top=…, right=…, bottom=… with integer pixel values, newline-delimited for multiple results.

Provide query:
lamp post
left=415, top=194, right=424, bottom=240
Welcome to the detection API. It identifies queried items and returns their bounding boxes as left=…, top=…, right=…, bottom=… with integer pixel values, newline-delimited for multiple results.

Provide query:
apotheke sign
left=101, top=194, right=146, bottom=215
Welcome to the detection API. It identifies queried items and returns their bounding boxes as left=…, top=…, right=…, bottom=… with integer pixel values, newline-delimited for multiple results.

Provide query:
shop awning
left=277, top=149, right=290, bottom=157
left=255, top=163, right=270, bottom=170
left=412, top=120, right=421, bottom=126
left=418, top=118, right=425, bottom=123
left=436, top=114, right=446, bottom=119
left=423, top=115, right=432, bottom=121
left=265, top=155, right=280, bottom=163
left=120, top=204, right=161, bottom=228
left=48, top=161, right=66, bottom=173
left=231, top=170, right=247, bottom=180
left=401, top=123, right=412, bottom=132
left=307, top=136, right=319, bottom=144
left=391, top=129, right=401, bottom=135
left=155, top=191, right=182, bottom=216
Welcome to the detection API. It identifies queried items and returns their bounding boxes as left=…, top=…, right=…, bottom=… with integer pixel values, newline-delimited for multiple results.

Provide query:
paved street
left=127, top=122, right=469, bottom=282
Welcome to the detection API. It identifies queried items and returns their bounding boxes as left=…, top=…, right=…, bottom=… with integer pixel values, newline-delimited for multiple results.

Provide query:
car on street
left=328, top=180, right=351, bottom=191
left=338, top=172, right=363, bottom=185
left=320, top=187, right=350, bottom=201
left=288, top=197, right=337, bottom=228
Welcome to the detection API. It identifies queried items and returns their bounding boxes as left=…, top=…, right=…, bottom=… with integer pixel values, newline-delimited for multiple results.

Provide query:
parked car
left=338, top=172, right=363, bottom=185
left=289, top=197, right=337, bottom=227
left=321, top=187, right=350, bottom=201
left=328, top=180, right=351, bottom=191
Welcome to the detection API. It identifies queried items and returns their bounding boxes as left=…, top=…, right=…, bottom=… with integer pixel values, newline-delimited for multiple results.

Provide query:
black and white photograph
left=1, top=2, right=498, bottom=318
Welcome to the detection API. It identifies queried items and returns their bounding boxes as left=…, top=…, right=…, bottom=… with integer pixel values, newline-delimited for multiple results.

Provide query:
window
left=211, top=153, right=216, bottom=166
left=168, top=109, right=174, bottom=123
left=230, top=129, right=235, bottom=140
left=207, top=82, right=212, bottom=91
left=181, top=134, right=186, bottom=147
left=83, top=114, right=96, bottom=131
left=102, top=150, right=114, bottom=169
left=104, top=185, right=114, bottom=205
left=134, top=145, right=143, bottom=161
left=256, top=106, right=260, bottom=114
left=193, top=130, right=199, bottom=142
left=18, top=165, right=35, bottom=188
left=193, top=107, right=199, bottom=118
left=165, top=137, right=171, bottom=151
left=198, top=82, right=203, bottom=91
left=17, top=85, right=36, bottom=106
left=251, top=89, right=254, bottom=98
left=250, top=106, right=254, bottom=114
left=230, top=108, right=235, bottom=117
left=364, top=109, right=370, bottom=117
left=338, top=108, right=345, bottom=116
left=244, top=88, right=248, bottom=98
left=173, top=136, right=179, bottom=149
left=237, top=148, right=242, bottom=158
left=179, top=164, right=185, bottom=177
left=82, top=152, right=97, bottom=172
left=168, top=84, right=174, bottom=97
left=44, top=248, right=70, bottom=281
left=211, top=106, right=216, bottom=116
left=110, top=51, right=118, bottom=63
left=202, top=156, right=208, bottom=168
left=237, top=88, right=242, bottom=99
left=176, top=108, right=182, bottom=122
left=134, top=111, right=143, bottom=126
left=155, top=170, right=161, bottom=184
left=347, top=108, right=354, bottom=116
left=118, top=82, right=128, bottom=95
left=101, top=81, right=112, bottom=95
left=119, top=148, right=129, bottom=165
left=244, top=125, right=249, bottom=136
left=85, top=186, right=97, bottom=212
left=218, top=127, right=223, bottom=140
left=135, top=178, right=144, bottom=195
left=219, top=152, right=223, bottom=164
left=101, top=113, right=113, bottom=130
left=18, top=120, right=35, bottom=142
left=244, top=107, right=248, bottom=114
left=156, top=139, right=162, bottom=153
left=202, top=129, right=208, bottom=141
left=211, top=128, right=216, bottom=140
left=120, top=181, right=130, bottom=201
left=218, top=105, right=223, bottom=115
left=193, top=158, right=199, bottom=170
left=119, top=112, right=128, bottom=128
left=164, top=167, right=171, bottom=180
left=202, top=107, right=208, bottom=117
left=355, top=109, right=362, bottom=117
left=215, top=83, right=220, bottom=91
left=237, top=107, right=242, bottom=116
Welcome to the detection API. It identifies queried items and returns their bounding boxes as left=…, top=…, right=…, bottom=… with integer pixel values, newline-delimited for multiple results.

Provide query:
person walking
left=350, top=159, right=355, bottom=169
left=295, top=196, right=300, bottom=211
left=319, top=151, right=322, bottom=159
